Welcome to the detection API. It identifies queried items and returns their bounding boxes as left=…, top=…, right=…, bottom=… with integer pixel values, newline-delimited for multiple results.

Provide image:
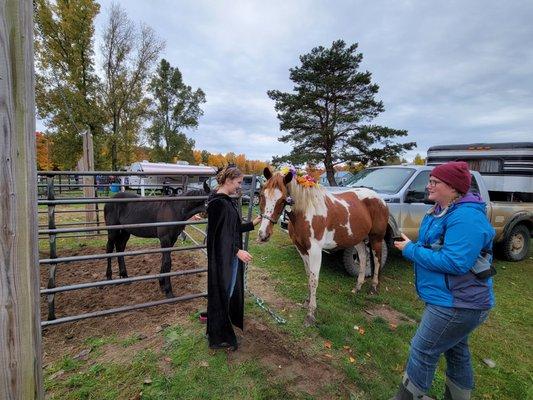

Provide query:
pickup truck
left=283, top=165, right=532, bottom=276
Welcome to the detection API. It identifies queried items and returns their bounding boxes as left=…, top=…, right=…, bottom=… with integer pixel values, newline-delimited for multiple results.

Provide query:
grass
left=249, top=228, right=533, bottom=399
left=42, top=210, right=532, bottom=399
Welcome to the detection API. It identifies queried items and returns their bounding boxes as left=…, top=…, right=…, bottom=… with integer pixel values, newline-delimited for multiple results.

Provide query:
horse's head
left=182, top=180, right=211, bottom=219
left=258, top=167, right=293, bottom=242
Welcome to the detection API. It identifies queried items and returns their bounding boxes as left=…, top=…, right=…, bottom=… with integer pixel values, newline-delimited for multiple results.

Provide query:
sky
left=40, top=0, right=533, bottom=162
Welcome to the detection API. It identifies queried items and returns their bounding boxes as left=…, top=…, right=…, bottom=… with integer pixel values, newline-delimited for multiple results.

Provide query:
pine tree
left=268, top=40, right=415, bottom=185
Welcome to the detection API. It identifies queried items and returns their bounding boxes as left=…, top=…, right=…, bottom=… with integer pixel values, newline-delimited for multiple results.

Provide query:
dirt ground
left=40, top=246, right=408, bottom=398
left=40, top=246, right=207, bottom=365
left=39, top=246, right=350, bottom=396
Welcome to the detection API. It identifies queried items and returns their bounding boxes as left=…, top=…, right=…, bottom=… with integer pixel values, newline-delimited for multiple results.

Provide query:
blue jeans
left=227, top=257, right=239, bottom=298
left=406, top=304, right=490, bottom=392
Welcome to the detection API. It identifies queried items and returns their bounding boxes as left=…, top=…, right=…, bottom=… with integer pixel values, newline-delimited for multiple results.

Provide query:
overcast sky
left=44, top=0, right=533, bottom=162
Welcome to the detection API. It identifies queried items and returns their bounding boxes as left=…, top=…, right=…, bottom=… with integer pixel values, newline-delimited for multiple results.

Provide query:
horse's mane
left=287, top=179, right=327, bottom=214
left=266, top=173, right=327, bottom=214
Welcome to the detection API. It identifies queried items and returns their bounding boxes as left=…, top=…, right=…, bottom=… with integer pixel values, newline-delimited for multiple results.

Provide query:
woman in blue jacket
left=393, top=161, right=495, bottom=400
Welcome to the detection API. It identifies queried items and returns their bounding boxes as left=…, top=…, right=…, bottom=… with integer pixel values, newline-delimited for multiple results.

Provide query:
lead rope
left=242, top=190, right=287, bottom=325
left=243, top=262, right=287, bottom=324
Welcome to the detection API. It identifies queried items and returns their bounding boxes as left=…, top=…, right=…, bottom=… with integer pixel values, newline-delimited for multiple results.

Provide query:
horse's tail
left=366, top=239, right=375, bottom=277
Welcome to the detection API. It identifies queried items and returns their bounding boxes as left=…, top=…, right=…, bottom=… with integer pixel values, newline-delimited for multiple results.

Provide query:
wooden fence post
left=0, top=0, right=44, bottom=398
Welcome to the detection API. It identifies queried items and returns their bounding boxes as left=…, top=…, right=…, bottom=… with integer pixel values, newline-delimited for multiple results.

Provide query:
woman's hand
left=252, top=215, right=262, bottom=226
left=237, top=249, right=253, bottom=263
left=393, top=233, right=411, bottom=251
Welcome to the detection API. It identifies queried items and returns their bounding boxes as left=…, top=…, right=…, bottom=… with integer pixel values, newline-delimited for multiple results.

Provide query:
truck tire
left=342, top=240, right=388, bottom=277
left=502, top=224, right=530, bottom=262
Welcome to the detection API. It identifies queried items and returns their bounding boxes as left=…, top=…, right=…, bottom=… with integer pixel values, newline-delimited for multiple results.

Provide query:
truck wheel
left=253, top=193, right=260, bottom=206
left=502, top=224, right=530, bottom=262
left=342, top=240, right=388, bottom=277
left=174, top=187, right=183, bottom=196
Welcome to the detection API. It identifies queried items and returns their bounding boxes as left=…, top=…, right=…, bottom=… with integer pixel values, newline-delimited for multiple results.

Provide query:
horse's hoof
left=368, top=286, right=378, bottom=295
left=351, top=286, right=362, bottom=294
left=303, top=314, right=316, bottom=327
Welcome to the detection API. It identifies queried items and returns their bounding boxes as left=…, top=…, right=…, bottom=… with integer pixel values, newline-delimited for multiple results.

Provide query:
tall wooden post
left=0, top=0, right=44, bottom=399
left=81, top=130, right=96, bottom=225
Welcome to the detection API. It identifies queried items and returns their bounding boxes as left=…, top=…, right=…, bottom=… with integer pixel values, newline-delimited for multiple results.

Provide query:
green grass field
left=41, top=212, right=532, bottom=399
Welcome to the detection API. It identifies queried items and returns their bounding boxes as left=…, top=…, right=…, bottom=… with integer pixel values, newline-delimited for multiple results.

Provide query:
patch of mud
left=230, top=319, right=352, bottom=399
left=363, top=304, right=416, bottom=326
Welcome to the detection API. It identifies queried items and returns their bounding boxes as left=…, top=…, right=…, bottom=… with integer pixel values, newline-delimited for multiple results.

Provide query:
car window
left=470, top=174, right=480, bottom=195
left=407, top=170, right=431, bottom=193
left=346, top=167, right=416, bottom=194
left=405, top=170, right=431, bottom=202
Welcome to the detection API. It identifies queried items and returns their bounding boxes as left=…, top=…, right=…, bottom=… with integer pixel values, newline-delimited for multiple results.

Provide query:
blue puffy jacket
left=402, top=193, right=495, bottom=309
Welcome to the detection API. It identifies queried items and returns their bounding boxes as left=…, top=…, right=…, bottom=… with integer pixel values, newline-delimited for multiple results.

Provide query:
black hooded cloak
left=206, top=193, right=254, bottom=347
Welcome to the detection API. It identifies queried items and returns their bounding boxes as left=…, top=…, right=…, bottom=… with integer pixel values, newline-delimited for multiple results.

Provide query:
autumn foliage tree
left=34, top=0, right=104, bottom=170
left=35, top=132, right=55, bottom=170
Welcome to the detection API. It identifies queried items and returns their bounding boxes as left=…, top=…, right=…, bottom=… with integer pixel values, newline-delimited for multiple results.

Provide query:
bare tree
left=101, top=3, right=165, bottom=170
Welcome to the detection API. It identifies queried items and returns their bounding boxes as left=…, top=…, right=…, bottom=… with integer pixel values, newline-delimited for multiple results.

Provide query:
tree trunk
left=324, top=153, right=337, bottom=186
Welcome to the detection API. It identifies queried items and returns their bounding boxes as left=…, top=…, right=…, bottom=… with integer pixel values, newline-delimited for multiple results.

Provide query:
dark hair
left=216, top=164, right=243, bottom=186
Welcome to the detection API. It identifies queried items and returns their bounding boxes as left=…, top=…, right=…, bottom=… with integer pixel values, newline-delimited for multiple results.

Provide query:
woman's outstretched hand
left=237, top=249, right=253, bottom=263
left=252, top=215, right=262, bottom=226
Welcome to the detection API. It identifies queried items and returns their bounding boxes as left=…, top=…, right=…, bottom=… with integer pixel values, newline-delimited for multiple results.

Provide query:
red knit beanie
left=430, top=161, right=471, bottom=194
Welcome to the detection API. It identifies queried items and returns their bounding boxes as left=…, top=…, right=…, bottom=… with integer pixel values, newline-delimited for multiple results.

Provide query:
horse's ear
left=203, top=180, right=211, bottom=193
left=283, top=171, right=293, bottom=185
left=263, top=167, right=272, bottom=180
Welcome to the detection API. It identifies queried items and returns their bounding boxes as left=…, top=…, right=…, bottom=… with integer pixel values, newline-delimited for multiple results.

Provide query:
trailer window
left=467, top=159, right=501, bottom=173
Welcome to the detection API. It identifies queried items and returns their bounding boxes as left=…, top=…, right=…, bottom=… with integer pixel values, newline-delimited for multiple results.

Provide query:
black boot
left=444, top=378, right=471, bottom=400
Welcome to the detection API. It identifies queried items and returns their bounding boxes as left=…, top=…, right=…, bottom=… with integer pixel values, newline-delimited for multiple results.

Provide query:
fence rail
left=38, top=169, right=258, bottom=328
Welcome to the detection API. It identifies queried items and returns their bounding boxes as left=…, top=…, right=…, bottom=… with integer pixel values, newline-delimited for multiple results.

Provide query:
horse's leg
left=304, top=245, right=322, bottom=327
left=159, top=235, right=176, bottom=298
left=299, top=252, right=311, bottom=308
left=353, top=242, right=368, bottom=293
left=105, top=231, right=117, bottom=280
left=115, top=232, right=130, bottom=278
left=369, top=237, right=383, bottom=294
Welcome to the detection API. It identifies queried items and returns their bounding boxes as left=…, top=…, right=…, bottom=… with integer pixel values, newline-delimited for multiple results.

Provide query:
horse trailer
left=122, top=161, right=217, bottom=196
left=426, top=142, right=533, bottom=202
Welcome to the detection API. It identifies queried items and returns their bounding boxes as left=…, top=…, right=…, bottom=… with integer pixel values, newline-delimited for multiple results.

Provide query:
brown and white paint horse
left=258, top=168, right=389, bottom=326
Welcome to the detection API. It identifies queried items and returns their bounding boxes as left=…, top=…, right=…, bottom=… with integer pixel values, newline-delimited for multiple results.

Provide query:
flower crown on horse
left=279, top=165, right=319, bottom=188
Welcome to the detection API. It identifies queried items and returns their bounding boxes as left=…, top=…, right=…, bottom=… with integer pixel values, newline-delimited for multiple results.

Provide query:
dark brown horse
left=104, top=182, right=210, bottom=297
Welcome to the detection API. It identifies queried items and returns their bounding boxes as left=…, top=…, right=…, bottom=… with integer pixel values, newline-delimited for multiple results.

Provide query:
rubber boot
left=391, top=373, right=434, bottom=400
left=444, top=377, right=471, bottom=400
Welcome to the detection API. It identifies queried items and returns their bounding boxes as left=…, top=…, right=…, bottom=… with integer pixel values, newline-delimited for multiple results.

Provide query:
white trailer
left=426, top=142, right=533, bottom=202
left=122, top=161, right=216, bottom=196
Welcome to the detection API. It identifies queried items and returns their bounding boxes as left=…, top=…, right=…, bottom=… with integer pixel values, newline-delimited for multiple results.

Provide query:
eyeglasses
left=427, top=179, right=444, bottom=187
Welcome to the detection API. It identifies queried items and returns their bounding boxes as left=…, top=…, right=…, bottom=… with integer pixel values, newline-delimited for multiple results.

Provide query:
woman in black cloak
left=206, top=166, right=261, bottom=350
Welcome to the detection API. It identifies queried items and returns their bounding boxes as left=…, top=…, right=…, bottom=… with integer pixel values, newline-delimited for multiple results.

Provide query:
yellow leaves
left=349, top=356, right=356, bottom=363
left=324, top=340, right=332, bottom=349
